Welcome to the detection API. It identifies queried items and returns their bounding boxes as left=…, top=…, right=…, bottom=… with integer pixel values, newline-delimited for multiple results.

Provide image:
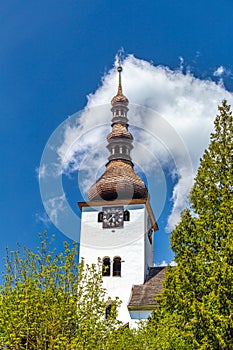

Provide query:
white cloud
left=166, top=166, right=193, bottom=231
left=45, top=55, right=233, bottom=233
left=35, top=211, right=52, bottom=227
left=155, top=260, right=177, bottom=267
left=44, top=194, right=67, bottom=226
left=36, top=164, right=47, bottom=179
left=179, top=56, right=184, bottom=71
left=213, top=65, right=225, bottom=77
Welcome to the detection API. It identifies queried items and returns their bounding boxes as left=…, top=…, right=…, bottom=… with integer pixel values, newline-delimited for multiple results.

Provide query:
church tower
left=78, top=60, right=158, bottom=325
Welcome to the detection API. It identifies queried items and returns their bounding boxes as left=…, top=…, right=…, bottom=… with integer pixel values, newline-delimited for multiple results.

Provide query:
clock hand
left=108, top=215, right=113, bottom=222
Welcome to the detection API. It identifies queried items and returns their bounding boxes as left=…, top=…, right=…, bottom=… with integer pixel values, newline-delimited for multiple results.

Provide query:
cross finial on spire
left=117, top=50, right=122, bottom=67
left=117, top=50, right=123, bottom=92
left=111, top=49, right=128, bottom=105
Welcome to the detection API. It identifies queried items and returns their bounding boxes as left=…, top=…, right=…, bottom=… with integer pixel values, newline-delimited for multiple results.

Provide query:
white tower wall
left=79, top=203, right=154, bottom=325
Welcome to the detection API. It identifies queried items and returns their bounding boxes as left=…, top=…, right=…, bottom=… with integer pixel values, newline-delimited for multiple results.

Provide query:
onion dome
left=107, top=123, right=133, bottom=142
left=88, top=160, right=148, bottom=201
left=88, top=59, right=148, bottom=202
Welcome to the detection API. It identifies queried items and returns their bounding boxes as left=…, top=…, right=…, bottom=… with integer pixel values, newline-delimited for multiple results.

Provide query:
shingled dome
left=111, top=87, right=129, bottom=105
left=88, top=160, right=148, bottom=201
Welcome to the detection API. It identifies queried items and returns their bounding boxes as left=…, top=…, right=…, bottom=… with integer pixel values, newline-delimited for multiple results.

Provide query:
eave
left=78, top=199, right=158, bottom=231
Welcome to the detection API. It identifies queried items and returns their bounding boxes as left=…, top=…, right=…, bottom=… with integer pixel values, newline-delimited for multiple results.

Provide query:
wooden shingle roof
left=88, top=160, right=148, bottom=201
left=128, top=267, right=167, bottom=310
left=111, top=88, right=129, bottom=105
left=107, top=123, right=133, bottom=141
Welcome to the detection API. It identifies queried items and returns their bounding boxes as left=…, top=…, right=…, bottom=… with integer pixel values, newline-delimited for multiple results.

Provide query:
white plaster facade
left=79, top=201, right=154, bottom=326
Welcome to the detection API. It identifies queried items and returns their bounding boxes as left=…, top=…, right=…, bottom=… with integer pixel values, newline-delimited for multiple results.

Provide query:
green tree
left=0, top=233, right=120, bottom=350
left=153, top=100, right=233, bottom=349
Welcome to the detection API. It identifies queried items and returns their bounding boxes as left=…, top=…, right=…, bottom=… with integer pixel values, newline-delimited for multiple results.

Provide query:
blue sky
left=1, top=0, right=233, bottom=274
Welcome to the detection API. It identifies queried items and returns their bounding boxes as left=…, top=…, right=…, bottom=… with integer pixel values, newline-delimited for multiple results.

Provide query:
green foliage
left=141, top=311, right=193, bottom=350
left=0, top=233, right=120, bottom=349
left=1, top=100, right=232, bottom=349
left=104, top=325, right=141, bottom=350
left=154, top=100, right=233, bottom=349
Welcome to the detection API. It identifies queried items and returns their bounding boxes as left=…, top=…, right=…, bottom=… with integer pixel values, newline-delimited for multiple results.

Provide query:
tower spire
left=117, top=50, right=122, bottom=94
left=111, top=52, right=128, bottom=106
left=88, top=58, right=148, bottom=202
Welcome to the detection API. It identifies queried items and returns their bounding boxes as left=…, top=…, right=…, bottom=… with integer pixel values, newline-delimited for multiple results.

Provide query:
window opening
left=148, top=228, right=153, bottom=245
left=98, top=211, right=103, bottom=222
left=102, top=257, right=111, bottom=276
left=124, top=210, right=130, bottom=221
left=105, top=305, right=111, bottom=319
left=113, top=256, right=121, bottom=277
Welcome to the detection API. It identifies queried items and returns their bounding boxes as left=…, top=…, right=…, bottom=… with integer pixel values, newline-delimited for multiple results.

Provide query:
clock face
left=102, top=207, right=124, bottom=229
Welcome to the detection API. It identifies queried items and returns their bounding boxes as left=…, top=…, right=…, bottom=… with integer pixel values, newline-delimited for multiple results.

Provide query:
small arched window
left=98, top=211, right=103, bottom=222
left=102, top=257, right=111, bottom=276
left=113, top=256, right=121, bottom=277
left=105, top=305, right=112, bottom=319
left=124, top=210, right=130, bottom=221
left=115, top=145, right=119, bottom=154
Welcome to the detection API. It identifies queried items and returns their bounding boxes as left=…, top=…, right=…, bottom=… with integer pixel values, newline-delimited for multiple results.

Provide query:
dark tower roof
left=88, top=60, right=148, bottom=202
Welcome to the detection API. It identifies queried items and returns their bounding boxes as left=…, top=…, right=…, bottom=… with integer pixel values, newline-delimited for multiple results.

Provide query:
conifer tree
left=155, top=100, right=233, bottom=349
